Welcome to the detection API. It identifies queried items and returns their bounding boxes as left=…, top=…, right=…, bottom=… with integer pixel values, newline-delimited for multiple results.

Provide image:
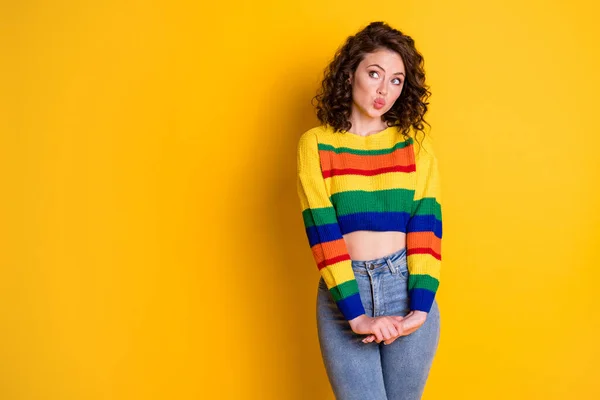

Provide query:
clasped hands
left=348, top=310, right=428, bottom=345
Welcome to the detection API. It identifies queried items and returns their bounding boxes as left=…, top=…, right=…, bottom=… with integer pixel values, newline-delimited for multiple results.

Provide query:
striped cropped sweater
left=296, top=124, right=443, bottom=321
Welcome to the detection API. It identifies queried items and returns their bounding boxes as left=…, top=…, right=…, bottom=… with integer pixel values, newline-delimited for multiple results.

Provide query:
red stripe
left=317, top=254, right=352, bottom=270
left=407, top=247, right=442, bottom=260
left=323, top=164, right=416, bottom=178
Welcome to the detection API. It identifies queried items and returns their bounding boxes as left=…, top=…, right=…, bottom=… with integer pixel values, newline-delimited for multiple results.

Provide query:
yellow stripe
left=297, top=173, right=334, bottom=210
left=407, top=253, right=441, bottom=279
left=326, top=171, right=414, bottom=195
left=413, top=163, right=441, bottom=201
left=319, top=126, right=408, bottom=150
left=320, top=260, right=356, bottom=288
left=297, top=130, right=336, bottom=210
left=413, top=134, right=442, bottom=203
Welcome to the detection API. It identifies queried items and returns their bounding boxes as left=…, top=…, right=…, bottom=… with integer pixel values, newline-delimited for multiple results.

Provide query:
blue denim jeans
left=316, top=247, right=441, bottom=400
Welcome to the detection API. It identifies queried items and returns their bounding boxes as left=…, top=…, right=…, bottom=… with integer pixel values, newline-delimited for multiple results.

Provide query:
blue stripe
left=336, top=292, right=366, bottom=320
left=409, top=288, right=435, bottom=313
left=406, top=215, right=442, bottom=238
left=305, top=223, right=344, bottom=247
left=338, top=211, right=410, bottom=234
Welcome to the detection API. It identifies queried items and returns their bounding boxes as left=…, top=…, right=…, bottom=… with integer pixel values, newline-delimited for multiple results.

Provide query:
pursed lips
left=374, top=98, right=386, bottom=108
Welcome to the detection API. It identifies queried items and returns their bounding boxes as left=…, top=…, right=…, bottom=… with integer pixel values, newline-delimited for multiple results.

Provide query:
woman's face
left=348, top=48, right=406, bottom=120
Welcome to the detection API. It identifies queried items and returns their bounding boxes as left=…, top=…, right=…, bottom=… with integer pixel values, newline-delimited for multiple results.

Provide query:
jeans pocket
left=398, top=265, right=409, bottom=279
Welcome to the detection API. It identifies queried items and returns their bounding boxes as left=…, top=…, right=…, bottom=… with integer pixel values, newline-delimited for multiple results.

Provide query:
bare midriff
left=342, top=231, right=406, bottom=261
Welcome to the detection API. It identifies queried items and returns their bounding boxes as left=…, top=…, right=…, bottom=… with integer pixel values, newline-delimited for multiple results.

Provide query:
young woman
left=296, top=22, right=443, bottom=399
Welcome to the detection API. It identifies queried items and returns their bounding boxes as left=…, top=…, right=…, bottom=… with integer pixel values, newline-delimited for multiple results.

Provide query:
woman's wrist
left=348, top=313, right=368, bottom=330
left=410, top=310, right=428, bottom=318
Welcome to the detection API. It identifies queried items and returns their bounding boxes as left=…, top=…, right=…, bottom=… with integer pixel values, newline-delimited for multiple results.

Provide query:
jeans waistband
left=351, top=246, right=407, bottom=269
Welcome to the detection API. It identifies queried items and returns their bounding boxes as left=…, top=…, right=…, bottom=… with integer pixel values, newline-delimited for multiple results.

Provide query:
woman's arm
left=296, top=129, right=366, bottom=321
left=405, top=133, right=443, bottom=314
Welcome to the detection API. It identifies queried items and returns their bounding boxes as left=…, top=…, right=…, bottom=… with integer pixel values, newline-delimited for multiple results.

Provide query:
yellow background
left=1, top=1, right=599, bottom=398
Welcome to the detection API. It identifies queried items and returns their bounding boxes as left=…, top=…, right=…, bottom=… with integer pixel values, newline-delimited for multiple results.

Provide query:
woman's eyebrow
left=367, top=64, right=405, bottom=76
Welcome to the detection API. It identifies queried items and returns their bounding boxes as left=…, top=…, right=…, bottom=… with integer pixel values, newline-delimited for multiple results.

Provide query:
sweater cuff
left=336, top=292, right=366, bottom=321
left=409, top=288, right=435, bottom=313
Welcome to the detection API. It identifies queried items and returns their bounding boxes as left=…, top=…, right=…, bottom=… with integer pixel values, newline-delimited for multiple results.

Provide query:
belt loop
left=386, top=258, right=396, bottom=274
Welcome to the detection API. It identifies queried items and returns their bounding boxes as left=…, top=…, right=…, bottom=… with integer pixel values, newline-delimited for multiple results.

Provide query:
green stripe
left=302, top=207, right=338, bottom=228
left=408, top=274, right=439, bottom=292
left=330, top=279, right=360, bottom=302
left=304, top=192, right=441, bottom=224
left=318, top=138, right=413, bottom=155
left=331, top=189, right=414, bottom=216
left=412, top=198, right=442, bottom=219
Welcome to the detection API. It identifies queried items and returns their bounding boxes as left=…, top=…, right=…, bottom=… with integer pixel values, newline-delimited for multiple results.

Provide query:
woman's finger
left=362, top=334, right=376, bottom=343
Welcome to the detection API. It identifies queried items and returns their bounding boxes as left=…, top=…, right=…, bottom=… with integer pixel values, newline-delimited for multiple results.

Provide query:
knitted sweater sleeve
left=406, top=134, right=443, bottom=313
left=296, top=130, right=366, bottom=321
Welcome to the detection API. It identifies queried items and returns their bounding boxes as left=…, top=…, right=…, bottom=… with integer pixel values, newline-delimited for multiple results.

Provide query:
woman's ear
left=347, top=72, right=353, bottom=85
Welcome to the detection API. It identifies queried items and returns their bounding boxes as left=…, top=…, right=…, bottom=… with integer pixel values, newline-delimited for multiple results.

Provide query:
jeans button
left=369, top=264, right=375, bottom=270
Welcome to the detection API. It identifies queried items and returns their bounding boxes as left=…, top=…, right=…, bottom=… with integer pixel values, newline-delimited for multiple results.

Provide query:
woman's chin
left=353, top=104, right=387, bottom=120
left=367, top=109, right=386, bottom=119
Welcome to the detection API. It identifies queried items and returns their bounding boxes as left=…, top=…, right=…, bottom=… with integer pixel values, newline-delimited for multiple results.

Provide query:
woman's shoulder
left=408, top=130, right=438, bottom=159
left=300, top=125, right=332, bottom=139
left=297, top=125, right=335, bottom=148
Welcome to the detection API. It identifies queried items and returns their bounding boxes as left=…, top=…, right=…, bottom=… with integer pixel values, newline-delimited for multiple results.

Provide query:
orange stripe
left=406, top=231, right=441, bottom=255
left=317, top=254, right=351, bottom=269
left=319, top=146, right=414, bottom=172
left=311, top=238, right=349, bottom=267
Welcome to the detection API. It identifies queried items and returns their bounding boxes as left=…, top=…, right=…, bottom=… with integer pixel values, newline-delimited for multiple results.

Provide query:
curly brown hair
left=312, top=21, right=431, bottom=147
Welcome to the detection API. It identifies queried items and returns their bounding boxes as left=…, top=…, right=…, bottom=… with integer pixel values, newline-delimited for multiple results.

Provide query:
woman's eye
left=369, top=71, right=379, bottom=78
left=392, top=78, right=402, bottom=85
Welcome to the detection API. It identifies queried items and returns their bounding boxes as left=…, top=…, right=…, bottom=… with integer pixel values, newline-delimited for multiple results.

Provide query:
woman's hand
left=361, top=310, right=428, bottom=344
left=348, top=314, right=406, bottom=344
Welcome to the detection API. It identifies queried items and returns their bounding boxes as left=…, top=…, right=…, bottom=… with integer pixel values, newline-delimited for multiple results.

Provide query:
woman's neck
left=347, top=114, right=387, bottom=137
